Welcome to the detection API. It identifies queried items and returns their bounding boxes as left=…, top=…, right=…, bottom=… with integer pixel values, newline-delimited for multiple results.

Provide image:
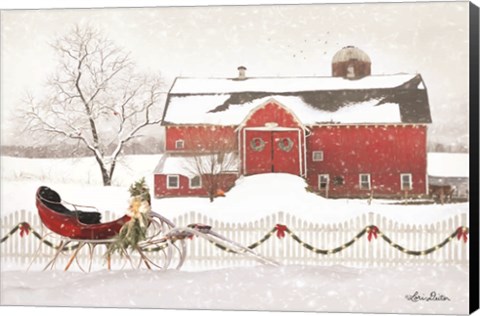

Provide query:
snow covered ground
left=1, top=155, right=161, bottom=187
left=0, top=155, right=468, bottom=225
left=152, top=173, right=468, bottom=225
left=0, top=154, right=471, bottom=315
left=1, top=264, right=469, bottom=314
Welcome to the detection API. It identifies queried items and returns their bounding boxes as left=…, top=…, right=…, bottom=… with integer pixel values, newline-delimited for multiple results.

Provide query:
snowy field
left=1, top=265, right=469, bottom=314
left=0, top=155, right=161, bottom=187
left=0, top=154, right=471, bottom=315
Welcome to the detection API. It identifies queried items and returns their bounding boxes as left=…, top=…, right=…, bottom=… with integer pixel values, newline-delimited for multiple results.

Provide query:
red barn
left=154, top=46, right=432, bottom=199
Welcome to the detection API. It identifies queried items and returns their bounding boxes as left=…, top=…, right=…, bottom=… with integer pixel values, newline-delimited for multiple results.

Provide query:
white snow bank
left=171, top=74, right=418, bottom=94
left=154, top=173, right=467, bottom=225
left=427, top=152, right=469, bottom=178
left=1, top=264, right=468, bottom=314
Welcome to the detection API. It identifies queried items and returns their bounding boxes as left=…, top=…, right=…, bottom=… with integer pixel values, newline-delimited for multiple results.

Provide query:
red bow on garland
left=456, top=227, right=468, bottom=243
left=367, top=226, right=379, bottom=242
left=19, top=223, right=31, bottom=238
left=275, top=224, right=287, bottom=239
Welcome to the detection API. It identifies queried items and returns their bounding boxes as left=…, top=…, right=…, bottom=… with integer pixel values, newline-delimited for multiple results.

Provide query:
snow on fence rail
left=0, top=210, right=469, bottom=269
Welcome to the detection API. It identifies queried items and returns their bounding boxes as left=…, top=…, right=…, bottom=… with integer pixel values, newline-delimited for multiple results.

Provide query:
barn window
left=312, top=151, right=324, bottom=161
left=318, top=174, right=329, bottom=189
left=190, top=176, right=201, bottom=189
left=175, top=140, right=185, bottom=149
left=333, top=176, right=344, bottom=186
left=167, top=175, right=179, bottom=189
left=359, top=174, right=371, bottom=190
left=401, top=173, right=412, bottom=190
left=347, top=64, right=355, bottom=78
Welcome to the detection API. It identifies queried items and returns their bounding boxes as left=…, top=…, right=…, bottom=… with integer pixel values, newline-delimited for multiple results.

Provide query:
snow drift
left=155, top=173, right=467, bottom=225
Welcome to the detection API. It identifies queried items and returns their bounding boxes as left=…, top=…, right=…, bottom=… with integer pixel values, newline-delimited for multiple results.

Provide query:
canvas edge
left=470, top=1, right=480, bottom=315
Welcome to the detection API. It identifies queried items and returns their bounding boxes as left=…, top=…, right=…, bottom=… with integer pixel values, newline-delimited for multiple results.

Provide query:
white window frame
left=175, top=139, right=185, bottom=149
left=359, top=173, right=371, bottom=190
left=318, top=174, right=330, bottom=190
left=401, top=173, right=413, bottom=191
left=166, top=175, right=180, bottom=189
left=189, top=175, right=202, bottom=189
left=312, top=151, right=324, bottom=162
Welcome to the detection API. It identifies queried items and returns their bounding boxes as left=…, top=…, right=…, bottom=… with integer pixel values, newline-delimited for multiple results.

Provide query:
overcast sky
left=0, top=1, right=470, bottom=146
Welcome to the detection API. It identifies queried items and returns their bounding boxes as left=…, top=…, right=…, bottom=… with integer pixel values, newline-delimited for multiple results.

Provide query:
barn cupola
left=332, top=46, right=371, bottom=79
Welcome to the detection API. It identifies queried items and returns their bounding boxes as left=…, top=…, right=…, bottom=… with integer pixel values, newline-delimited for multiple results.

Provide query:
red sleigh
left=34, top=186, right=277, bottom=271
left=36, top=186, right=131, bottom=240
left=34, top=186, right=184, bottom=271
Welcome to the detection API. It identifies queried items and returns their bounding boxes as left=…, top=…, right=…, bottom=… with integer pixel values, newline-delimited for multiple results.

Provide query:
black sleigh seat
left=38, top=186, right=102, bottom=225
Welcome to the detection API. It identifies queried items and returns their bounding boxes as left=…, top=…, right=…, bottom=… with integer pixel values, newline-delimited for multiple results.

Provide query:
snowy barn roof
left=162, top=74, right=431, bottom=126
left=170, top=74, right=416, bottom=94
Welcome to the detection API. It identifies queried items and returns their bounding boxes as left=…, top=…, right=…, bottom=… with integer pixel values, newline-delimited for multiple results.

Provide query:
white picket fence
left=0, top=210, right=469, bottom=270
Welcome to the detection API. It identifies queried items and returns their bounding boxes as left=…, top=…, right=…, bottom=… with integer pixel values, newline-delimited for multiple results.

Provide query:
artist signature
left=405, top=291, right=451, bottom=303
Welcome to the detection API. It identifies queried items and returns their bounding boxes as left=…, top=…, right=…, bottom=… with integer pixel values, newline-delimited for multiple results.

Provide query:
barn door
left=272, top=130, right=300, bottom=175
left=245, top=130, right=273, bottom=174
left=245, top=129, right=301, bottom=175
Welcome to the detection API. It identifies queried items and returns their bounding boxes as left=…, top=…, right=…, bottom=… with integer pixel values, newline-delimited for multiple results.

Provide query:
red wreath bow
left=275, top=224, right=287, bottom=239
left=19, top=223, right=31, bottom=238
left=367, top=226, right=379, bottom=242
left=456, top=227, right=468, bottom=243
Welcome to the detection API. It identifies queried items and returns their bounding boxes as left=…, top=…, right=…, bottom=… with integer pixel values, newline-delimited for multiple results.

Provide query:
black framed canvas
left=0, top=1, right=479, bottom=316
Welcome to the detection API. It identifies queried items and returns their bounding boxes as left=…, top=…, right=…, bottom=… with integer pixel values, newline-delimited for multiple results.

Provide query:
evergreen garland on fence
left=0, top=221, right=469, bottom=258
left=0, top=222, right=80, bottom=251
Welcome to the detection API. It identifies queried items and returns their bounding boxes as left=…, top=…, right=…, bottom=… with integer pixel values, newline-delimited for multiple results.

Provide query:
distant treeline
left=1, top=138, right=165, bottom=158
left=1, top=140, right=467, bottom=158
left=427, top=142, right=469, bottom=153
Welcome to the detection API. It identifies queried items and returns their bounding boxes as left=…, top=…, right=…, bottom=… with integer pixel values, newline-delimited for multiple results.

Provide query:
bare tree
left=182, top=132, right=238, bottom=202
left=22, top=25, right=164, bottom=186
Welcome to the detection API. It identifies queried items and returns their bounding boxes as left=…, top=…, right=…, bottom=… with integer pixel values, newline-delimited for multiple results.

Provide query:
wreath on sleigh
left=106, top=178, right=151, bottom=256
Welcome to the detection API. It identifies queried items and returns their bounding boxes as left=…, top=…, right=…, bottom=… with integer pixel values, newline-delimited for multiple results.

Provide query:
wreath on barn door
left=278, top=137, right=294, bottom=152
left=250, top=137, right=266, bottom=152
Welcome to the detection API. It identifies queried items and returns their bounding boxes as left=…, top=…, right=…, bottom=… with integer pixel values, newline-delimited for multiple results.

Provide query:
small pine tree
left=128, top=177, right=151, bottom=204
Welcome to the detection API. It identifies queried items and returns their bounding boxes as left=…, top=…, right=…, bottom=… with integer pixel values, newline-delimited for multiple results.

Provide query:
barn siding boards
left=306, top=125, right=427, bottom=197
left=165, top=125, right=237, bottom=152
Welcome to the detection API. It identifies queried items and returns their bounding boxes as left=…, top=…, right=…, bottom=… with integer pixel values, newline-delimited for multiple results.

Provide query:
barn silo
left=332, top=46, right=371, bottom=79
